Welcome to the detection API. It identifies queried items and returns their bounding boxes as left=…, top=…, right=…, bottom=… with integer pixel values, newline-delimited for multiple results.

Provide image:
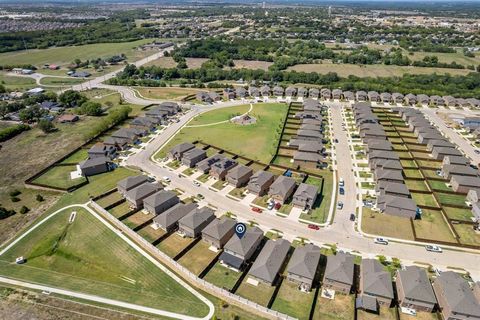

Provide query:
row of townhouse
left=353, top=102, right=418, bottom=219
left=78, top=102, right=181, bottom=177
left=168, top=142, right=320, bottom=209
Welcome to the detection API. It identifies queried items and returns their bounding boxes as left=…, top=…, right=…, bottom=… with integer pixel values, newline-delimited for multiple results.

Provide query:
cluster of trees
left=110, top=63, right=480, bottom=98
left=0, top=206, right=16, bottom=220
left=86, top=105, right=131, bottom=139
left=70, top=54, right=126, bottom=71
left=0, top=124, right=30, bottom=142
left=76, top=101, right=103, bottom=116
left=412, top=56, right=465, bottom=69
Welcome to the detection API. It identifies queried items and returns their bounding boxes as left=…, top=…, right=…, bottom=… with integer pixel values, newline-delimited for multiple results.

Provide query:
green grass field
left=272, top=280, right=315, bottom=319
left=32, top=165, right=87, bottom=189
left=300, top=173, right=333, bottom=224
left=136, top=87, right=204, bottom=100
left=39, top=77, right=86, bottom=86
left=0, top=207, right=210, bottom=317
left=155, top=103, right=288, bottom=163
left=0, top=72, right=37, bottom=90
left=313, top=293, right=355, bottom=320
left=0, top=39, right=153, bottom=67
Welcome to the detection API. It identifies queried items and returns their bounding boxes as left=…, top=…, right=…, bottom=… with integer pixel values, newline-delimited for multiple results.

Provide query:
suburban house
left=377, top=194, right=417, bottom=219
left=268, top=176, right=297, bottom=204
left=201, top=216, right=236, bottom=249
left=285, top=86, right=296, bottom=97
left=356, top=91, right=368, bottom=101
left=236, top=87, right=247, bottom=98
left=418, top=131, right=444, bottom=144
left=309, top=88, right=320, bottom=99
left=286, top=243, right=321, bottom=292
left=79, top=157, right=112, bottom=176
left=374, top=169, right=405, bottom=184
left=260, top=85, right=271, bottom=96
left=274, top=86, right=285, bottom=97
left=443, top=155, right=470, bottom=166
left=293, top=151, right=323, bottom=167
left=226, top=165, right=253, bottom=188
left=323, top=252, right=355, bottom=294
left=219, top=226, right=264, bottom=271
left=372, top=159, right=403, bottom=172
left=87, top=142, right=117, bottom=159
left=117, top=175, right=149, bottom=196
left=111, top=128, right=139, bottom=145
left=332, top=89, right=343, bottom=100
left=392, top=93, right=404, bottom=104
left=404, top=94, right=417, bottom=105
left=297, top=87, right=307, bottom=98
left=321, top=88, right=332, bottom=100
left=442, top=164, right=478, bottom=180
left=152, top=203, right=198, bottom=232
left=417, top=94, right=430, bottom=105
left=376, top=181, right=411, bottom=198
left=360, top=259, right=394, bottom=308
left=196, top=154, right=225, bottom=173
left=432, top=147, right=463, bottom=161
left=248, top=239, right=291, bottom=285
left=396, top=266, right=437, bottom=312
left=143, top=190, right=179, bottom=215
left=130, top=117, right=158, bottom=131
left=380, top=92, right=392, bottom=103
left=450, top=175, right=480, bottom=193
left=104, top=137, right=128, bottom=150
left=209, top=158, right=238, bottom=180
left=366, top=139, right=393, bottom=152
left=249, top=86, right=260, bottom=97
left=57, top=114, right=79, bottom=123
left=343, top=91, right=355, bottom=101
left=368, top=91, right=380, bottom=102
left=145, top=108, right=168, bottom=121
left=168, top=143, right=195, bottom=161
left=432, top=271, right=480, bottom=320
left=181, top=148, right=207, bottom=168
left=292, top=183, right=318, bottom=210
left=125, top=183, right=162, bottom=209
left=178, top=207, right=216, bottom=238
left=247, top=171, right=275, bottom=196
left=427, top=139, right=456, bottom=152
left=223, top=88, right=236, bottom=100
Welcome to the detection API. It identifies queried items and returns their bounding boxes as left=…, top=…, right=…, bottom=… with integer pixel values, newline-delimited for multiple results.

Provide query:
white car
left=425, top=245, right=442, bottom=253
left=193, top=181, right=201, bottom=187
left=374, top=237, right=389, bottom=245
left=163, top=176, right=171, bottom=182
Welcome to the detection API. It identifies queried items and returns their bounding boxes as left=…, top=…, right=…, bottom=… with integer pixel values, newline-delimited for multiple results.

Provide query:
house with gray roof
left=247, top=171, right=275, bottom=196
left=196, top=154, right=225, bottom=173
left=126, top=183, right=162, bottom=209
left=417, top=94, right=430, bottom=105
left=235, top=87, right=247, bottom=98
left=286, top=243, right=320, bottom=291
left=152, top=203, right=198, bottom=232
left=374, top=169, right=404, bottom=184
left=404, top=94, right=417, bottom=105
left=156, top=102, right=181, bottom=115
left=377, top=194, right=417, bottom=219
left=79, top=157, right=112, bottom=177
left=371, top=159, right=403, bottom=172
left=309, top=88, right=320, bottom=99
left=268, top=176, right=297, bottom=204
left=432, top=146, right=463, bottom=161
left=178, top=207, right=216, bottom=238
left=297, top=129, right=323, bottom=141
left=130, top=117, right=158, bottom=131
left=356, top=91, right=368, bottom=101
left=321, top=88, right=332, bottom=100
left=427, top=139, right=456, bottom=152
left=418, top=131, right=445, bottom=144
left=332, top=89, right=342, bottom=100
left=366, top=139, right=392, bottom=152
left=88, top=142, right=117, bottom=160
left=260, top=85, right=271, bottom=96
left=380, top=92, right=392, bottom=103
left=219, top=226, right=264, bottom=271
left=323, top=252, right=355, bottom=294
left=285, top=86, right=296, bottom=98
left=442, top=164, right=478, bottom=180
left=360, top=259, right=394, bottom=306
left=249, top=86, right=260, bottom=97
left=226, top=165, right=253, bottom=188
left=223, top=88, right=236, bottom=100
left=368, top=150, right=400, bottom=163
left=201, top=216, right=236, bottom=249
left=298, top=141, right=324, bottom=153
left=368, top=91, right=380, bottom=102
left=210, top=158, right=237, bottom=180
left=443, top=155, right=470, bottom=166
left=451, top=175, right=480, bottom=194
left=168, top=142, right=195, bottom=161
left=292, top=183, right=318, bottom=210
left=300, top=123, right=321, bottom=132
left=117, top=175, right=148, bottom=196
left=297, top=87, right=307, bottom=99
left=111, top=128, right=139, bottom=144
left=433, top=271, right=480, bottom=320
left=396, top=266, right=437, bottom=312
left=143, top=190, right=179, bottom=215
left=274, top=86, right=286, bottom=97
left=392, top=93, right=404, bottom=104
left=343, top=91, right=354, bottom=101
left=181, top=148, right=207, bottom=168
left=376, top=181, right=411, bottom=198
left=293, top=151, right=323, bottom=166
left=145, top=108, right=168, bottom=121
left=248, top=239, right=290, bottom=285
left=104, top=137, right=128, bottom=150
left=295, top=111, right=322, bottom=120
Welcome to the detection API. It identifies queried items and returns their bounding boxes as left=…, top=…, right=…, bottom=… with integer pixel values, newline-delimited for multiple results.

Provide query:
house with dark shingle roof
left=376, top=181, right=411, bottom=198
left=152, top=203, right=198, bottom=232
left=247, top=171, right=275, bottom=196
left=79, top=157, right=112, bottom=176
left=274, top=86, right=286, bottom=97
left=260, top=85, right=271, bottom=96
left=377, top=194, right=417, bottom=219
left=168, top=142, right=195, bottom=161
left=88, top=142, right=117, bottom=159
left=285, top=86, right=296, bottom=98
left=130, top=117, right=157, bottom=131
left=196, top=154, right=225, bottom=173
left=143, top=190, right=179, bottom=215
left=111, top=128, right=139, bottom=144
left=360, top=259, right=394, bottom=306
left=181, top=148, right=207, bottom=168
left=323, top=252, right=355, bottom=294
left=178, top=207, right=216, bottom=238
left=380, top=92, right=392, bottom=103
left=286, top=243, right=320, bottom=291
left=104, top=136, right=128, bottom=150
left=219, top=226, right=264, bottom=271
left=374, top=169, right=404, bottom=184
left=117, top=175, right=148, bottom=196
left=292, top=183, right=318, bottom=210
left=427, top=139, right=456, bottom=152
left=433, top=271, right=480, bottom=320
left=201, top=216, right=236, bottom=249
left=297, top=87, right=307, bottom=99
left=210, top=158, right=237, bottom=180
left=332, top=89, right=342, bottom=100
left=356, top=91, right=368, bottom=101
left=450, top=175, right=480, bottom=194
left=248, top=239, right=290, bottom=285
left=392, top=93, right=404, bottom=104
left=268, top=176, right=297, bottom=204
left=396, top=266, right=437, bottom=312
left=442, top=164, right=478, bottom=180
left=443, top=155, right=470, bottom=167
left=249, top=86, right=260, bottom=97
left=432, top=146, right=463, bottom=161
left=309, top=88, right=320, bottom=99
left=235, top=87, right=247, bottom=98
left=226, top=165, right=253, bottom=188
left=126, top=183, right=162, bottom=209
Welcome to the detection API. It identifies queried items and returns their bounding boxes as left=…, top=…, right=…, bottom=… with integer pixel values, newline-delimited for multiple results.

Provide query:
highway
left=125, top=100, right=480, bottom=281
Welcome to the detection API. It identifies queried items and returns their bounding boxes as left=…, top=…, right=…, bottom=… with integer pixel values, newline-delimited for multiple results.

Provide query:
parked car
left=163, top=176, right=171, bottom=182
left=425, top=245, right=442, bottom=253
left=475, top=149, right=480, bottom=154
left=251, top=207, right=262, bottom=213
left=334, top=138, right=339, bottom=143
left=339, top=187, right=345, bottom=195
left=147, top=176, right=156, bottom=182
left=274, top=202, right=281, bottom=210
left=339, top=178, right=344, bottom=187
left=308, top=224, right=320, bottom=230
left=267, top=202, right=275, bottom=210
left=337, top=201, right=344, bottom=210
left=196, top=194, right=204, bottom=199
left=350, top=213, right=355, bottom=221
left=193, top=181, right=201, bottom=187
left=374, top=237, right=389, bottom=245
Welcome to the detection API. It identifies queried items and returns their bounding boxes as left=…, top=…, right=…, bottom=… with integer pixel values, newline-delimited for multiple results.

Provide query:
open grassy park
left=0, top=207, right=210, bottom=317
left=0, top=73, right=37, bottom=90
left=155, top=103, right=288, bottom=163
left=0, top=39, right=153, bottom=67
left=135, top=86, right=204, bottom=100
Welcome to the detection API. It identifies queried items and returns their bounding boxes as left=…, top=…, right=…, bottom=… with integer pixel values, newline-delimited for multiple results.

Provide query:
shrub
left=10, top=197, right=20, bottom=202
left=38, top=119, right=55, bottom=133
left=36, top=194, right=44, bottom=202
left=0, top=206, right=16, bottom=220
left=9, top=190, right=21, bottom=197
left=0, top=124, right=30, bottom=142
left=19, top=206, right=29, bottom=214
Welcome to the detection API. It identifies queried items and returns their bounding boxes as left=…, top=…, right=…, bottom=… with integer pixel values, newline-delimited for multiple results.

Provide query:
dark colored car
left=350, top=213, right=355, bottom=221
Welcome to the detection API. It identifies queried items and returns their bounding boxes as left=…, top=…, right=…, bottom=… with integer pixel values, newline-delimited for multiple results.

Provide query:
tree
left=19, top=105, right=44, bottom=122
left=0, top=206, right=16, bottom=220
left=38, top=119, right=55, bottom=133
left=36, top=194, right=44, bottom=202
left=59, top=90, right=87, bottom=108
left=19, top=206, right=29, bottom=214
left=79, top=101, right=103, bottom=116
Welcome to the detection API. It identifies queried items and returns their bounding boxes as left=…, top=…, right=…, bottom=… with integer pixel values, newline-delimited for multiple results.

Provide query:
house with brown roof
left=226, top=165, right=253, bottom=188
left=396, top=266, right=437, bottom=312
left=268, top=176, right=297, bottom=204
left=247, top=171, right=275, bottom=196
left=323, top=252, right=355, bottom=294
